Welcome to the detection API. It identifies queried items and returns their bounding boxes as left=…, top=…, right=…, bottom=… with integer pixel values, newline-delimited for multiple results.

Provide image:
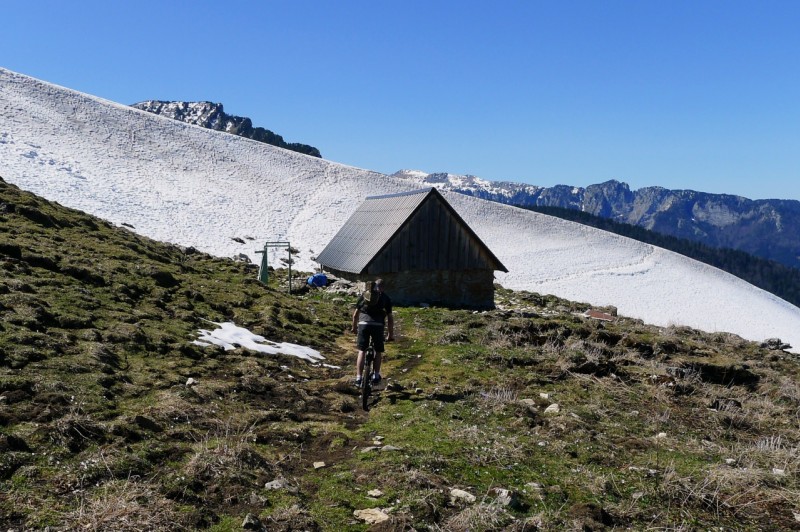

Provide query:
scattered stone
left=354, top=508, right=390, bottom=524
left=725, top=458, right=736, bottom=465
left=539, top=393, right=550, bottom=399
left=265, top=478, right=290, bottom=490
left=450, top=488, right=476, bottom=505
left=249, top=492, right=267, bottom=505
left=185, top=377, right=197, bottom=387
left=368, top=489, right=384, bottom=497
left=360, top=446, right=380, bottom=453
left=242, top=513, right=262, bottom=530
left=544, top=403, right=560, bottom=414
left=760, top=338, right=791, bottom=351
left=381, top=445, right=403, bottom=452
left=773, top=468, right=786, bottom=476
left=374, top=436, right=384, bottom=441
left=313, top=461, right=326, bottom=469
left=491, top=488, right=524, bottom=510
left=656, top=432, right=667, bottom=439
left=525, top=482, right=543, bottom=492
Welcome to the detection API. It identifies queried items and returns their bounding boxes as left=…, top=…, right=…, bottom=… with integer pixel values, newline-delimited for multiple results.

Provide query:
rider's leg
left=356, top=350, right=365, bottom=377
left=371, top=325, right=384, bottom=378
left=355, top=323, right=368, bottom=379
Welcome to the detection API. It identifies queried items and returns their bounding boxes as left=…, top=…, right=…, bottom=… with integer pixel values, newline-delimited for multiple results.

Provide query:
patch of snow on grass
left=194, top=321, right=324, bottom=362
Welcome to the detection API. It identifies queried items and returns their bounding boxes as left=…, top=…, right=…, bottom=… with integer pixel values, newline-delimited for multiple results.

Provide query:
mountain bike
left=360, top=337, right=375, bottom=411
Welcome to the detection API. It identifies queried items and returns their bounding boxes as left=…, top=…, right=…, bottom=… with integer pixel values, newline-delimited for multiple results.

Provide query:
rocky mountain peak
left=131, top=100, right=321, bottom=158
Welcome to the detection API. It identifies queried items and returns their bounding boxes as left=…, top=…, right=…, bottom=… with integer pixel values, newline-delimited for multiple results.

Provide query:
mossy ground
left=2, top=177, right=800, bottom=530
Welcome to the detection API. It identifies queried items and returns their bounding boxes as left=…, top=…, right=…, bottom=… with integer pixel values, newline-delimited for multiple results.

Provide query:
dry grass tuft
left=656, top=463, right=790, bottom=519
left=66, top=479, right=180, bottom=531
left=478, top=385, right=519, bottom=407
left=438, top=325, right=470, bottom=345
left=449, top=424, right=526, bottom=467
left=184, top=419, right=261, bottom=480
left=145, top=389, right=209, bottom=426
left=440, top=500, right=512, bottom=531
left=540, top=338, right=566, bottom=359
left=265, top=503, right=317, bottom=530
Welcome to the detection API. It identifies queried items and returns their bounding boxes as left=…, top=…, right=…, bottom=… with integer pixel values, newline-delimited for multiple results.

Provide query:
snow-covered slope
left=2, top=67, right=799, bottom=351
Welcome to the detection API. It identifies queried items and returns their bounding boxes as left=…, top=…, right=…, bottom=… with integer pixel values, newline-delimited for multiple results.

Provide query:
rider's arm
left=351, top=308, right=360, bottom=333
left=386, top=312, right=394, bottom=341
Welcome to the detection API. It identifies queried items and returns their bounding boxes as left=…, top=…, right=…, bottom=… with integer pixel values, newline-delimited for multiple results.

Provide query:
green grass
left=3, top=176, right=800, bottom=529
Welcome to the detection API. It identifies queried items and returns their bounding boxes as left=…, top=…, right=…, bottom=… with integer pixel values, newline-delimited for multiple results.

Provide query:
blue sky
left=4, top=1, right=800, bottom=200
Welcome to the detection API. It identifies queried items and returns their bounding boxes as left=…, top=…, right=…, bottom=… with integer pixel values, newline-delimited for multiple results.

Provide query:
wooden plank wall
left=330, top=269, right=497, bottom=309
left=367, top=197, right=496, bottom=274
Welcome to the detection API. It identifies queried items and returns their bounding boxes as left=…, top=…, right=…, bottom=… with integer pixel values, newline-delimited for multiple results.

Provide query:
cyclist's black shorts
left=357, top=323, right=385, bottom=352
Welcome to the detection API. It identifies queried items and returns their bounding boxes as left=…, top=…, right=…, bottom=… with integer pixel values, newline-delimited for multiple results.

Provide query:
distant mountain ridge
left=392, top=170, right=800, bottom=270
left=131, top=100, right=321, bottom=158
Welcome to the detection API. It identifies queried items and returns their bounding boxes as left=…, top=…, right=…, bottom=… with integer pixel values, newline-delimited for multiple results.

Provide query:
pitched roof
left=316, top=188, right=507, bottom=274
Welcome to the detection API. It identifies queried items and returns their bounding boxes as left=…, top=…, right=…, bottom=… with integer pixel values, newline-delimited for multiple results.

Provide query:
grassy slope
left=1, top=176, right=799, bottom=531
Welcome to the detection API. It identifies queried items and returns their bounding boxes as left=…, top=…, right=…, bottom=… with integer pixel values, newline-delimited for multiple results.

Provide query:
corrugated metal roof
left=316, top=189, right=431, bottom=273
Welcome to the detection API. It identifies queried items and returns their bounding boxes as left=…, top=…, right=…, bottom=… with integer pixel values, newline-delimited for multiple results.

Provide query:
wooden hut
left=315, top=188, right=508, bottom=308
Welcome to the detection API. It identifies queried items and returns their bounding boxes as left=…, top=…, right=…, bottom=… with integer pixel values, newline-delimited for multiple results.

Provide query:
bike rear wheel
left=361, top=347, right=374, bottom=411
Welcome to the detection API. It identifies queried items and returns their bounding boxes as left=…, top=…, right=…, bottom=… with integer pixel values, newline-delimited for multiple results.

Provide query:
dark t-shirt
left=357, top=292, right=392, bottom=324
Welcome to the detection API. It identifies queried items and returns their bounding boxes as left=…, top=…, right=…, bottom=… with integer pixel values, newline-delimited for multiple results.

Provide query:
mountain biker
left=352, top=278, right=394, bottom=387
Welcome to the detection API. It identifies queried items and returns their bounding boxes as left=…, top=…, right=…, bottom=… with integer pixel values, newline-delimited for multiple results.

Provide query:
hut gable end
left=366, top=194, right=500, bottom=274
left=315, top=188, right=507, bottom=308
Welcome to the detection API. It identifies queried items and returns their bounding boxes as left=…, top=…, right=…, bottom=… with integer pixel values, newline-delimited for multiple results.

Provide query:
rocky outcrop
left=131, top=101, right=321, bottom=158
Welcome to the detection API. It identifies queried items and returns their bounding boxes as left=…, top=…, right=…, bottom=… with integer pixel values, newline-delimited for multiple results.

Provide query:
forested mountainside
left=525, top=205, right=800, bottom=308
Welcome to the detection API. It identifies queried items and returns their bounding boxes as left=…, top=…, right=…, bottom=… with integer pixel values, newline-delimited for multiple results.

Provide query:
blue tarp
left=307, top=273, right=328, bottom=287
